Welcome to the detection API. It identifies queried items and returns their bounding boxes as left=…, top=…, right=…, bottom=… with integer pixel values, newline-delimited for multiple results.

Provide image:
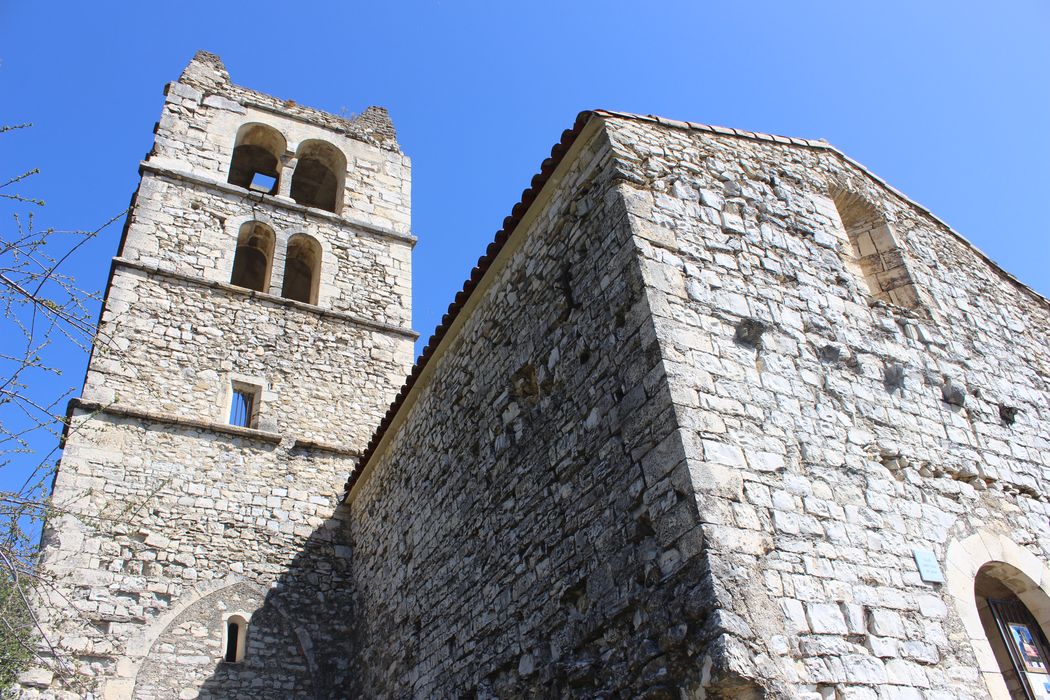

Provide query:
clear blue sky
left=1, top=1, right=1048, bottom=493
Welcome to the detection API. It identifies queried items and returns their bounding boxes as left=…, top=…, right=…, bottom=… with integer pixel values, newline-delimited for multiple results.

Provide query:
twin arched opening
left=227, top=124, right=347, bottom=215
left=229, top=222, right=322, bottom=306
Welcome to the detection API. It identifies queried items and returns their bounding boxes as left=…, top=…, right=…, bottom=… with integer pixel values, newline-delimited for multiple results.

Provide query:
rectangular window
left=229, top=384, right=258, bottom=428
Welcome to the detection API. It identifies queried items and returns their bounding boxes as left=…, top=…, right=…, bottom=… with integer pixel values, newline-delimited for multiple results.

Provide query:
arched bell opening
left=230, top=221, right=276, bottom=293
left=289, top=140, right=346, bottom=214
left=228, top=123, right=286, bottom=194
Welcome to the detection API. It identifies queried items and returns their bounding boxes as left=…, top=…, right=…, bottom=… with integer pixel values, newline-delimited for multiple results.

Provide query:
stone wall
left=346, top=123, right=731, bottom=697
left=25, top=52, right=414, bottom=699
left=605, top=115, right=1050, bottom=698
left=35, top=414, right=356, bottom=698
left=118, top=172, right=412, bottom=326
left=345, top=112, right=1049, bottom=699
left=82, top=267, right=411, bottom=447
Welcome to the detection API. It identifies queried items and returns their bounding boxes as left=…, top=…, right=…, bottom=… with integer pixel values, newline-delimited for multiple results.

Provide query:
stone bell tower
left=25, top=52, right=414, bottom=698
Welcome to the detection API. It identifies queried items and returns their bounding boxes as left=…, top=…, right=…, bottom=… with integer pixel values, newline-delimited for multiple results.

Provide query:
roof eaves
left=342, top=109, right=601, bottom=499
left=343, top=107, right=1049, bottom=502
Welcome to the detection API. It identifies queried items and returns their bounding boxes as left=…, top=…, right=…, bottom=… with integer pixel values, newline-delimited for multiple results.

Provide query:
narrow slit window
left=224, top=621, right=239, bottom=662
left=229, top=386, right=257, bottom=428
left=223, top=615, right=248, bottom=663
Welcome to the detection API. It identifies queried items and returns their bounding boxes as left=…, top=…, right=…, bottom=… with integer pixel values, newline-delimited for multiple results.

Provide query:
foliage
left=0, top=569, right=32, bottom=692
left=0, top=123, right=123, bottom=687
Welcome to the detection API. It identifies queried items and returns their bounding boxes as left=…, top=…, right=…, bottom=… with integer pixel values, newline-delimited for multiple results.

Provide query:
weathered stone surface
left=25, top=52, right=412, bottom=699
left=25, top=54, right=1050, bottom=700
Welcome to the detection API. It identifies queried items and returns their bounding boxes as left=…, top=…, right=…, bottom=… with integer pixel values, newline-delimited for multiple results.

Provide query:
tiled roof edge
left=343, top=108, right=1049, bottom=501
left=342, top=110, right=599, bottom=499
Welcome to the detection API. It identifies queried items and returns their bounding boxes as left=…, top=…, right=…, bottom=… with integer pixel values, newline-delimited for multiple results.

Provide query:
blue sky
left=1, top=1, right=1048, bottom=494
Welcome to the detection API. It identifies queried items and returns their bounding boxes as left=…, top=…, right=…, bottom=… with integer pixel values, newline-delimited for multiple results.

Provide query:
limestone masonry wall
left=605, top=116, right=1050, bottom=698
left=24, top=52, right=414, bottom=699
left=347, top=125, right=723, bottom=697
left=82, top=268, right=411, bottom=446
left=119, top=173, right=412, bottom=326
left=345, top=113, right=1049, bottom=699
left=39, top=415, right=357, bottom=698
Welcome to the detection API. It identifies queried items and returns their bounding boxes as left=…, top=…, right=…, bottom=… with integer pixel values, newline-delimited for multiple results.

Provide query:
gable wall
left=607, top=116, right=1050, bottom=698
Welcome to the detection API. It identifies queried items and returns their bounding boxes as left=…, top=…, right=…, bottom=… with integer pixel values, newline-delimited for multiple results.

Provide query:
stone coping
left=139, top=162, right=417, bottom=248
left=114, top=258, right=419, bottom=341
left=68, top=399, right=283, bottom=444
left=67, top=399, right=359, bottom=457
left=291, top=438, right=358, bottom=457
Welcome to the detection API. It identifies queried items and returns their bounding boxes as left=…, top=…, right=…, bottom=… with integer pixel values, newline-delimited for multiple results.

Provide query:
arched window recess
left=281, top=234, right=322, bottom=305
left=228, top=123, right=286, bottom=194
left=830, top=188, right=921, bottom=309
left=289, top=140, right=346, bottom=214
left=230, top=221, right=276, bottom=293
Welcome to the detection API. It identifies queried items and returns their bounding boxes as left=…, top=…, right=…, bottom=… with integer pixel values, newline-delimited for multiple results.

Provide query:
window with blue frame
left=229, top=384, right=258, bottom=428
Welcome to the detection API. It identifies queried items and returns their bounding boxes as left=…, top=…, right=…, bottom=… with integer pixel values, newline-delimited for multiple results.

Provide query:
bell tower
left=28, top=52, right=414, bottom=698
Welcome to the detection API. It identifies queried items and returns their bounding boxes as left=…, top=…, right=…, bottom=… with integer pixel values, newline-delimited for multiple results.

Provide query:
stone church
left=19, top=51, right=1050, bottom=699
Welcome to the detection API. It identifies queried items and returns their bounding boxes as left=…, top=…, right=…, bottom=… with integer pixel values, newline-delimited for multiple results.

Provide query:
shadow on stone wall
left=158, top=504, right=357, bottom=700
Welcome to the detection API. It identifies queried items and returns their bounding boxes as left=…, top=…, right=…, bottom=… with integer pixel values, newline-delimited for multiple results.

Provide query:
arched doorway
left=946, top=531, right=1050, bottom=700
left=975, top=563, right=1050, bottom=699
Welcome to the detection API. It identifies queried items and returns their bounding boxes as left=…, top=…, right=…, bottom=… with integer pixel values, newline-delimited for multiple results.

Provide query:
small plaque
left=913, top=548, right=945, bottom=583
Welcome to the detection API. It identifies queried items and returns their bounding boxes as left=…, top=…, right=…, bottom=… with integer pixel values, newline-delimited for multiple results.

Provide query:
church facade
left=21, top=52, right=1050, bottom=699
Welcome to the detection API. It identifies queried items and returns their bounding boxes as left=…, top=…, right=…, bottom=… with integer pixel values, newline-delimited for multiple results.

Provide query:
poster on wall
left=1008, top=623, right=1049, bottom=674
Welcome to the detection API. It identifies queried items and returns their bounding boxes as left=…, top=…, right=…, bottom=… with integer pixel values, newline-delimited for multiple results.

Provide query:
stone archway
left=102, top=577, right=318, bottom=700
left=946, top=530, right=1050, bottom=699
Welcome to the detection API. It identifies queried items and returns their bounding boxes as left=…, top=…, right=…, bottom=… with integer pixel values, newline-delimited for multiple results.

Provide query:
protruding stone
left=884, top=363, right=905, bottom=392
left=734, top=318, right=766, bottom=347
left=941, top=380, right=966, bottom=407
left=818, top=344, right=841, bottom=363
left=999, top=404, right=1020, bottom=425
left=17, top=668, right=54, bottom=689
